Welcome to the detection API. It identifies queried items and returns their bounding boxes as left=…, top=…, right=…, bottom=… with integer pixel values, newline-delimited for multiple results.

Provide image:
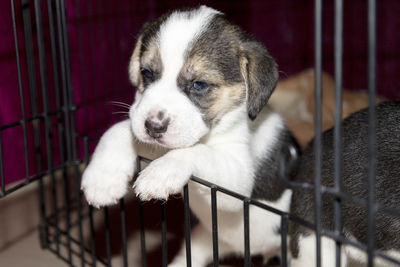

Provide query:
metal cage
left=0, top=0, right=399, bottom=267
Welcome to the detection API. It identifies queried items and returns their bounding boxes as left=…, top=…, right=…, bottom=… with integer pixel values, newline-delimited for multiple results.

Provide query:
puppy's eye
left=141, top=68, right=154, bottom=80
left=192, top=81, right=209, bottom=91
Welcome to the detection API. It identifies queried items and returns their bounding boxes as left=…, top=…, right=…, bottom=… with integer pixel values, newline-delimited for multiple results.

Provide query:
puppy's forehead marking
left=158, top=6, right=220, bottom=82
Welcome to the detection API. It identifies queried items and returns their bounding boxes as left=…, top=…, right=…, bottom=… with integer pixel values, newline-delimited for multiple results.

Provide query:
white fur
left=291, top=233, right=400, bottom=267
left=291, top=234, right=348, bottom=267
left=81, top=120, right=136, bottom=207
left=82, top=6, right=290, bottom=266
left=344, top=235, right=400, bottom=267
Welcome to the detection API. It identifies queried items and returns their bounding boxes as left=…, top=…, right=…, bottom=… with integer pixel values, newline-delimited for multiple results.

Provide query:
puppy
left=269, top=68, right=387, bottom=147
left=289, top=101, right=400, bottom=266
left=81, top=6, right=299, bottom=266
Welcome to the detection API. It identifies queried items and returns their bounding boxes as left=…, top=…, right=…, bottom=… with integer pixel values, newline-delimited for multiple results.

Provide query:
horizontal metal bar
left=0, top=109, right=68, bottom=131
left=0, top=161, right=77, bottom=199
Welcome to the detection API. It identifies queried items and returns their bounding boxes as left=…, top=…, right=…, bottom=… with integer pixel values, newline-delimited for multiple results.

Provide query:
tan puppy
left=269, top=69, right=386, bottom=147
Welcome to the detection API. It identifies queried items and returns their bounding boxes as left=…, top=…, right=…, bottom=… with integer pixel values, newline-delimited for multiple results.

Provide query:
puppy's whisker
left=278, top=70, right=289, bottom=78
left=108, top=101, right=131, bottom=109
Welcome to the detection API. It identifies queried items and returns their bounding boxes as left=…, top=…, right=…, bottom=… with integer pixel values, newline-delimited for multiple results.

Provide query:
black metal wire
left=35, top=0, right=56, bottom=250
left=137, top=157, right=147, bottom=267
left=58, top=0, right=86, bottom=262
left=280, top=215, right=288, bottom=267
left=243, top=199, right=251, bottom=267
left=334, top=0, right=344, bottom=266
left=119, top=199, right=128, bottom=267
left=104, top=207, right=112, bottom=267
left=211, top=186, right=219, bottom=267
left=139, top=200, right=147, bottom=267
left=183, top=184, right=192, bottom=267
left=161, top=202, right=168, bottom=267
left=11, top=0, right=30, bottom=182
left=89, top=206, right=98, bottom=267
left=84, top=136, right=98, bottom=267
left=367, top=0, right=377, bottom=266
left=314, top=0, right=323, bottom=266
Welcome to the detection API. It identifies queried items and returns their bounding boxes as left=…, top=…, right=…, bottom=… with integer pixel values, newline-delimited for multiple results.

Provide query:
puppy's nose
left=144, top=118, right=169, bottom=138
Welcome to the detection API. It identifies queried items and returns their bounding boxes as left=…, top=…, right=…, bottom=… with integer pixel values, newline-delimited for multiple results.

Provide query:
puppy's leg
left=290, top=233, right=348, bottom=267
left=169, top=224, right=233, bottom=267
left=134, top=143, right=253, bottom=211
left=81, top=120, right=137, bottom=207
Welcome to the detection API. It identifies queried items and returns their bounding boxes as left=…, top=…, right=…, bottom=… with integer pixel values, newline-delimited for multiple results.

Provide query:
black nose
left=144, top=118, right=169, bottom=138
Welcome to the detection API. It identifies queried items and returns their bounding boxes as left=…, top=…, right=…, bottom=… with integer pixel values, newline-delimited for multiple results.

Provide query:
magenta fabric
left=1, top=0, right=399, bottom=186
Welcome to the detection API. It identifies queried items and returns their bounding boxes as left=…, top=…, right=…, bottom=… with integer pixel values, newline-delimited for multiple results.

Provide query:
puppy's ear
left=240, top=41, right=278, bottom=120
left=128, top=34, right=143, bottom=88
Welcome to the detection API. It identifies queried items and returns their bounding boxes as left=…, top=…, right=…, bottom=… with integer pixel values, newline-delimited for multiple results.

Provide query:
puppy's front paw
left=81, top=159, right=135, bottom=207
left=133, top=155, right=191, bottom=201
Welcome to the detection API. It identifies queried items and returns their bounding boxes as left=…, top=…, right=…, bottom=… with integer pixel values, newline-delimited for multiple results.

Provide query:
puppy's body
left=81, top=6, right=299, bottom=266
left=289, top=101, right=400, bottom=266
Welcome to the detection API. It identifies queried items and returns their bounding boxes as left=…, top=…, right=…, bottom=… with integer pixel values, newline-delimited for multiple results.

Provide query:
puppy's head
left=129, top=6, right=278, bottom=149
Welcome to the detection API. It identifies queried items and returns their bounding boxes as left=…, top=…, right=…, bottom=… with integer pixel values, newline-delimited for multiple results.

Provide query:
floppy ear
left=240, top=41, right=278, bottom=120
left=128, top=34, right=143, bottom=88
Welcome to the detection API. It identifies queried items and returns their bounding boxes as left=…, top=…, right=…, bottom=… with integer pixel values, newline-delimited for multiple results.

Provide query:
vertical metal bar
left=47, top=0, right=62, bottom=255
left=59, top=0, right=86, bottom=264
left=21, top=0, right=43, bottom=182
left=21, top=0, right=48, bottom=251
left=98, top=0, right=115, bottom=123
left=85, top=137, right=97, bottom=267
left=73, top=0, right=89, bottom=125
left=11, top=0, right=30, bottom=181
left=139, top=200, right=147, bottom=267
left=314, top=0, right=323, bottom=266
left=55, top=0, right=73, bottom=262
left=62, top=168, right=72, bottom=262
left=73, top=163, right=85, bottom=267
left=211, top=186, right=219, bottom=267
left=137, top=159, right=147, bottom=267
left=120, top=199, right=128, bottom=267
left=87, top=0, right=100, bottom=116
left=334, top=0, right=344, bottom=266
left=184, top=184, right=192, bottom=267
left=55, top=0, right=72, bottom=162
left=47, top=0, right=61, bottom=109
left=367, top=0, right=377, bottom=266
left=104, top=207, right=112, bottom=267
left=111, top=0, right=125, bottom=99
left=280, top=215, right=288, bottom=267
left=243, top=199, right=250, bottom=267
left=34, top=0, right=54, bottom=250
left=89, top=206, right=97, bottom=267
left=161, top=202, right=168, bottom=267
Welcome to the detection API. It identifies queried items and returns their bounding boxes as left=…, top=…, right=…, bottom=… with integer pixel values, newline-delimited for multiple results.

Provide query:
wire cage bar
left=0, top=0, right=399, bottom=267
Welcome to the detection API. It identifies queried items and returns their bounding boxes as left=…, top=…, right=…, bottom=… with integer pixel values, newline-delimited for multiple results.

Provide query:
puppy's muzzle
left=144, top=116, right=170, bottom=139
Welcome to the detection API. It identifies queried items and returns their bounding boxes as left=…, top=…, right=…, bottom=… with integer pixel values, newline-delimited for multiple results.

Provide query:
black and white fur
left=289, top=101, right=400, bottom=266
left=81, top=6, right=299, bottom=266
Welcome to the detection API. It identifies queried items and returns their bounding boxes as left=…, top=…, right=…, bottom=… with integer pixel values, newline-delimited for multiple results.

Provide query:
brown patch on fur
left=141, top=41, right=162, bottom=73
left=134, top=39, right=162, bottom=92
left=128, top=35, right=143, bottom=88
left=181, top=55, right=225, bottom=85
left=207, top=83, right=245, bottom=121
left=177, top=54, right=245, bottom=126
left=239, top=56, right=250, bottom=104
